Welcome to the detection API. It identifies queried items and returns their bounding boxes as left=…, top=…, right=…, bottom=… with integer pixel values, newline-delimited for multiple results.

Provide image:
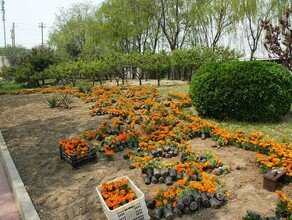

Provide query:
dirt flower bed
left=0, top=84, right=291, bottom=220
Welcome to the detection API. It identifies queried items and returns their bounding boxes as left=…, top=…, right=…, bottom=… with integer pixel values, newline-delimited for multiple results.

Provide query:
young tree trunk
left=157, top=71, right=160, bottom=86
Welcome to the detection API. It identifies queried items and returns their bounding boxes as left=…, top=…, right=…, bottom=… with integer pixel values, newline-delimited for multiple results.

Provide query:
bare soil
left=0, top=89, right=291, bottom=220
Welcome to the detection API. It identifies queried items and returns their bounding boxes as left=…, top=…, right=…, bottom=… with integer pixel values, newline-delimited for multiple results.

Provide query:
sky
left=0, top=0, right=103, bottom=48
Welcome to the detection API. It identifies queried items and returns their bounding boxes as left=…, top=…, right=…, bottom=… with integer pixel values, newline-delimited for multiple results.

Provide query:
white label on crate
left=124, top=207, right=136, bottom=219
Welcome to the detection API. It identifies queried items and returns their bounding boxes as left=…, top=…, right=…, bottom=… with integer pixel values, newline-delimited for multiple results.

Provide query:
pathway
left=0, top=157, right=20, bottom=220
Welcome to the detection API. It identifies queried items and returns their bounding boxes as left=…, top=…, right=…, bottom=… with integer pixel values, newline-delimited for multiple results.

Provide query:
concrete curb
left=0, top=130, right=40, bottom=220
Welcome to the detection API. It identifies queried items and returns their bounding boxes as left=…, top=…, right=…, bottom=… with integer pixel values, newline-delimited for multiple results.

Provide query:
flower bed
left=55, top=85, right=290, bottom=218
left=3, top=84, right=292, bottom=218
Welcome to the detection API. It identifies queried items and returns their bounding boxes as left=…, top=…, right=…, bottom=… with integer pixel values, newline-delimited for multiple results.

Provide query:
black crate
left=60, top=146, right=97, bottom=169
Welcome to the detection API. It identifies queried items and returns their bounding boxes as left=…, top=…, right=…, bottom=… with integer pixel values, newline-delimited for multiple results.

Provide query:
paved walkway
left=0, top=157, right=20, bottom=220
left=0, top=131, right=40, bottom=220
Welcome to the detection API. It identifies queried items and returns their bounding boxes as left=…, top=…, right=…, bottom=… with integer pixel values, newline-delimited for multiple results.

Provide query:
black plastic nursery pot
left=59, top=146, right=97, bottom=169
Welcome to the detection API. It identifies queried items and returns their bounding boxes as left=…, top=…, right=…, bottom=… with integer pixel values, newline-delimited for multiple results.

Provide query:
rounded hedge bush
left=189, top=60, right=292, bottom=122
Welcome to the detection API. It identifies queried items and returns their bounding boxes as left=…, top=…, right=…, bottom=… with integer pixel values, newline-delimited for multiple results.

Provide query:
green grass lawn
left=0, top=80, right=23, bottom=91
left=157, top=83, right=190, bottom=96
left=209, top=114, right=292, bottom=143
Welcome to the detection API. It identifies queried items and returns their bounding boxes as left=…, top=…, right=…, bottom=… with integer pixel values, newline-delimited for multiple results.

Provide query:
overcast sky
left=0, top=0, right=103, bottom=48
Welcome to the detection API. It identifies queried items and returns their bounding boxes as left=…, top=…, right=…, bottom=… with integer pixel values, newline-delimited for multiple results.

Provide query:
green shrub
left=45, top=93, right=72, bottom=109
left=189, top=61, right=292, bottom=122
left=59, top=93, right=72, bottom=109
left=242, top=210, right=262, bottom=220
left=45, top=96, right=59, bottom=108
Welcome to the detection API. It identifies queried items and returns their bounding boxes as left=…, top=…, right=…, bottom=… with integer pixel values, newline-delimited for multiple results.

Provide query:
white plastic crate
left=96, top=176, right=150, bottom=220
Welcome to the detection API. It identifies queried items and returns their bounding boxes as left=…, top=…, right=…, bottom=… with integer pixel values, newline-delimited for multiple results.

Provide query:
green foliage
left=2, top=45, right=58, bottom=86
left=143, top=51, right=171, bottom=85
left=49, top=2, right=98, bottom=60
left=242, top=210, right=262, bottom=220
left=77, top=84, right=92, bottom=93
left=45, top=96, right=60, bottom=108
left=0, top=80, right=23, bottom=91
left=170, top=46, right=242, bottom=80
left=0, top=66, right=17, bottom=81
left=79, top=60, right=108, bottom=85
left=276, top=201, right=292, bottom=219
left=190, top=61, right=292, bottom=122
left=59, top=93, right=72, bottom=109
left=45, top=93, right=72, bottom=109
left=50, top=61, right=81, bottom=87
left=1, top=45, right=27, bottom=67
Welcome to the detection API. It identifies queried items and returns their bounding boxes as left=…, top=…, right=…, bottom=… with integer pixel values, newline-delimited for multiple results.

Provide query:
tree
left=147, top=0, right=194, bottom=51
left=56, top=61, right=82, bottom=87
left=262, top=8, right=292, bottom=71
left=97, top=0, right=160, bottom=54
left=1, top=45, right=26, bottom=67
left=143, top=51, right=170, bottom=86
left=0, top=45, right=26, bottom=81
left=102, top=52, right=126, bottom=86
left=49, top=2, right=97, bottom=61
left=239, top=0, right=277, bottom=60
left=170, top=46, right=242, bottom=81
left=28, top=46, right=58, bottom=85
left=189, top=0, right=239, bottom=49
left=12, top=46, right=57, bottom=85
left=80, top=59, right=109, bottom=85
left=0, top=66, right=17, bottom=81
left=126, top=0, right=160, bottom=53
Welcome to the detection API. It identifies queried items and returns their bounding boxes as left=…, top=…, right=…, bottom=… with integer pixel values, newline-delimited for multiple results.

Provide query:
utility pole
left=10, top=22, right=15, bottom=46
left=1, top=0, right=6, bottom=47
left=39, top=22, right=45, bottom=46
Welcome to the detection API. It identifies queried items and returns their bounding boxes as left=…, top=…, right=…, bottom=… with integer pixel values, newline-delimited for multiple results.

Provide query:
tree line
left=0, top=46, right=241, bottom=86
left=49, top=0, right=290, bottom=60
left=1, top=0, right=292, bottom=86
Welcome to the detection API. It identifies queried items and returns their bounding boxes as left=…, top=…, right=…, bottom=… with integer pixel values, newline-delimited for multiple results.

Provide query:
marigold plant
left=100, top=178, right=136, bottom=210
left=59, top=137, right=90, bottom=157
left=275, top=190, right=292, bottom=218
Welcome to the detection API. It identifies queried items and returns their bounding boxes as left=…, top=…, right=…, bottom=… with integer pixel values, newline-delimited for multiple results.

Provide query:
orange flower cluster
left=129, top=155, right=156, bottom=170
left=152, top=171, right=221, bottom=208
left=0, top=85, right=78, bottom=96
left=85, top=131, right=97, bottom=140
left=175, top=161, right=204, bottom=175
left=59, top=137, right=90, bottom=157
left=256, top=142, right=292, bottom=176
left=101, top=178, right=136, bottom=210
left=168, top=92, right=191, bottom=108
left=275, top=190, right=292, bottom=216
left=190, top=172, right=219, bottom=194
left=153, top=186, right=179, bottom=208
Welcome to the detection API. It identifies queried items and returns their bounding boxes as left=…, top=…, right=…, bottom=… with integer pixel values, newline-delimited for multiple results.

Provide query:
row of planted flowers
left=3, top=85, right=291, bottom=217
